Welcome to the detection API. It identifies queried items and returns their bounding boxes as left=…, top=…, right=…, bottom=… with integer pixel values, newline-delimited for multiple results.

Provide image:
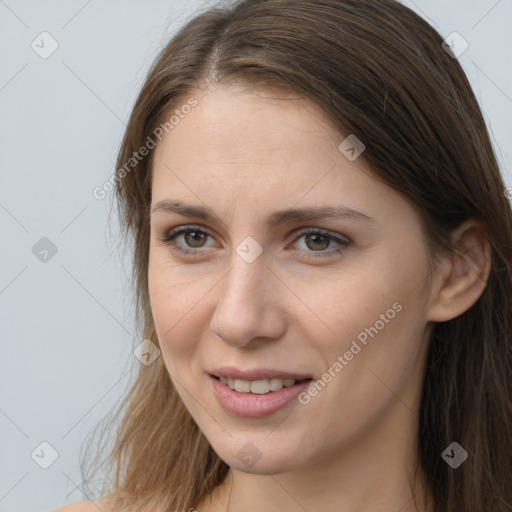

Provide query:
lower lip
left=210, top=375, right=313, bottom=418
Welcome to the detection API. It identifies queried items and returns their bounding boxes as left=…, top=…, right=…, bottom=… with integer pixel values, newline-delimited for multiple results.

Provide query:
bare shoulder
left=49, top=500, right=105, bottom=512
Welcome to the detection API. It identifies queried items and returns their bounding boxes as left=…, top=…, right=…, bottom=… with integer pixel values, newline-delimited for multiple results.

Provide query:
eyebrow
left=151, top=200, right=376, bottom=227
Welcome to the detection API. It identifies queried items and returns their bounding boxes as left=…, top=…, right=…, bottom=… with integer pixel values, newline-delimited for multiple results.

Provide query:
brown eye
left=304, top=233, right=330, bottom=251
left=291, top=228, right=351, bottom=258
left=184, top=230, right=208, bottom=248
left=158, top=225, right=215, bottom=256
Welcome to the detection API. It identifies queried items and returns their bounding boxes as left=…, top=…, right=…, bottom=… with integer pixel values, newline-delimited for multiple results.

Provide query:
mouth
left=211, top=374, right=313, bottom=395
left=209, top=373, right=314, bottom=417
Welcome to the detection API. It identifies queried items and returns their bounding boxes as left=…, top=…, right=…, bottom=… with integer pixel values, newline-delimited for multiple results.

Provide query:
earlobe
left=427, top=219, right=492, bottom=322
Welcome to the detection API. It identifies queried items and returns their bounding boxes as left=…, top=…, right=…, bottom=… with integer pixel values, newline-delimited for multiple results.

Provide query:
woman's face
left=148, top=83, right=437, bottom=474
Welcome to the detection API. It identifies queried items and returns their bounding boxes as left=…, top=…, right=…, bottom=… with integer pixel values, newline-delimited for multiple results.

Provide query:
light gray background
left=1, top=1, right=511, bottom=511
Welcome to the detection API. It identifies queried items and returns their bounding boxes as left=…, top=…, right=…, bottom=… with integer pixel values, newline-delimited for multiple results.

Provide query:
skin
left=146, top=83, right=491, bottom=512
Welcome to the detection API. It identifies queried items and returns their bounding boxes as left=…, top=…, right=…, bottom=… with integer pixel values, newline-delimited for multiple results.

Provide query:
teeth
left=270, top=378, right=285, bottom=391
left=218, top=376, right=302, bottom=394
left=234, top=379, right=251, bottom=392
left=250, top=379, right=270, bottom=394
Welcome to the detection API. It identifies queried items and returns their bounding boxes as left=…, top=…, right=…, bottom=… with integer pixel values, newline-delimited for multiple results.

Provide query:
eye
left=157, top=225, right=351, bottom=258
left=290, top=227, right=351, bottom=258
left=156, top=225, right=216, bottom=256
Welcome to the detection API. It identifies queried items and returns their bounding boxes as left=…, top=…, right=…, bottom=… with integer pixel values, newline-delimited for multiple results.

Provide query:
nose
left=209, top=249, right=287, bottom=347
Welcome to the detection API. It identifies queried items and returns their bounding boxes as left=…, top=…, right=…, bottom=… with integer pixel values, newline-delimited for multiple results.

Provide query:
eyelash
left=157, top=224, right=351, bottom=259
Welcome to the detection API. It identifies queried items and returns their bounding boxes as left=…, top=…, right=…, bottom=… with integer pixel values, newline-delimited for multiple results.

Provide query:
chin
left=208, top=434, right=309, bottom=475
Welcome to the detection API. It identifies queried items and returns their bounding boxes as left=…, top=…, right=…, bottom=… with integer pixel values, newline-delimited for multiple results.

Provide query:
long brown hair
left=81, top=1, right=512, bottom=510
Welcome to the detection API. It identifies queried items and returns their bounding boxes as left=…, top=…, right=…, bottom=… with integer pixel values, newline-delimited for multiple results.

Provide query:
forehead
left=148, top=82, right=419, bottom=235
left=152, top=83, right=378, bottom=194
left=160, top=85, right=337, bottom=159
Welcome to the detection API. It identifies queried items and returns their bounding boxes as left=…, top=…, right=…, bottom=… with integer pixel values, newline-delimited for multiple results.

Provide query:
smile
left=214, top=375, right=310, bottom=394
left=210, top=374, right=314, bottom=417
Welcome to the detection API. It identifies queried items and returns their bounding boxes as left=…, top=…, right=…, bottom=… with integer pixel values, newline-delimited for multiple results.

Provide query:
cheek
left=326, top=268, right=428, bottom=411
left=291, top=259, right=404, bottom=349
left=296, top=246, right=429, bottom=391
left=148, top=256, right=199, bottom=367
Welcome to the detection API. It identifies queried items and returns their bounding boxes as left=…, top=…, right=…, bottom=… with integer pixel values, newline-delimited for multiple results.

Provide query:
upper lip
left=210, top=366, right=313, bottom=381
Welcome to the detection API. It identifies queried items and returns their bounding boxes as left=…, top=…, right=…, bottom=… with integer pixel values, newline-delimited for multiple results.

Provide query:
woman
left=56, top=0, right=512, bottom=511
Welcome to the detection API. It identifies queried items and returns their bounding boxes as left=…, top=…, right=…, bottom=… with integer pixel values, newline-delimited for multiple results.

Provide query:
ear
left=427, top=219, right=492, bottom=322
